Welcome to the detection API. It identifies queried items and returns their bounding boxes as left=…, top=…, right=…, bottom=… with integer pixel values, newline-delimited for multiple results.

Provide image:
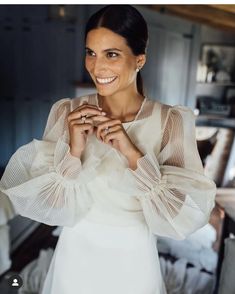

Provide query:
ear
left=136, top=54, right=146, bottom=69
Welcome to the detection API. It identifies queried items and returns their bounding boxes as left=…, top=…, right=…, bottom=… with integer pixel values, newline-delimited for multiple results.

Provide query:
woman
left=0, top=5, right=216, bottom=294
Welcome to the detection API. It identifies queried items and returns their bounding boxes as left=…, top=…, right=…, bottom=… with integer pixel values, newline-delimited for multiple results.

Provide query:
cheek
left=116, top=60, right=134, bottom=76
left=120, top=62, right=136, bottom=82
left=85, top=58, right=93, bottom=72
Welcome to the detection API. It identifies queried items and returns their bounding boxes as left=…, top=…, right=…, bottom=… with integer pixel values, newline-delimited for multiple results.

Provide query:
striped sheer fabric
left=0, top=98, right=96, bottom=226
left=0, top=95, right=216, bottom=236
left=121, top=105, right=216, bottom=240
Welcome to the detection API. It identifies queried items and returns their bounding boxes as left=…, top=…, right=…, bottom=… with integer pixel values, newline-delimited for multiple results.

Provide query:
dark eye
left=107, top=52, right=119, bottom=58
left=85, top=49, right=95, bottom=57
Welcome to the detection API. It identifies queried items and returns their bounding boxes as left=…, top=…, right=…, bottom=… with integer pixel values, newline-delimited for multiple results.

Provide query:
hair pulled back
left=85, top=5, right=148, bottom=96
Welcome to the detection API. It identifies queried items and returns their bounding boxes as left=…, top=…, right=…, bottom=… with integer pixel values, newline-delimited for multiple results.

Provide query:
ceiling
left=146, top=5, right=235, bottom=32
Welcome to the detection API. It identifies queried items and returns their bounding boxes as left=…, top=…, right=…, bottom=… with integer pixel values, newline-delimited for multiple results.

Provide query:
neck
left=98, top=90, right=145, bottom=122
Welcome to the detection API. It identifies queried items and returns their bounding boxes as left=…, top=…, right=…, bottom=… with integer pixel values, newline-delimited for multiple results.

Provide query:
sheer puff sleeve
left=117, top=105, right=216, bottom=240
left=0, top=98, right=98, bottom=227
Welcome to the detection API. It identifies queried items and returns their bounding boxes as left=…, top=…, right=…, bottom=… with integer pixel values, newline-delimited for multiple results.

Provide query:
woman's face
left=85, top=27, right=145, bottom=97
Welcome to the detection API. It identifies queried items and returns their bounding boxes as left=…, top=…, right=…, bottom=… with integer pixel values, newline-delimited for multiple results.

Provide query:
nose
left=93, top=56, right=107, bottom=76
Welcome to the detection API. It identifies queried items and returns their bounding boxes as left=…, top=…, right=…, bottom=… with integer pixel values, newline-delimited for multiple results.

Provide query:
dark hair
left=85, top=5, right=149, bottom=96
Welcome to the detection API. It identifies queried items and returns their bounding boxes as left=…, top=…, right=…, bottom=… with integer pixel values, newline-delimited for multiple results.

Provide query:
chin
left=96, top=87, right=118, bottom=97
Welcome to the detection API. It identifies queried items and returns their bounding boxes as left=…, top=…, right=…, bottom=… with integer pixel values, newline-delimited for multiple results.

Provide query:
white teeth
left=96, top=76, right=116, bottom=84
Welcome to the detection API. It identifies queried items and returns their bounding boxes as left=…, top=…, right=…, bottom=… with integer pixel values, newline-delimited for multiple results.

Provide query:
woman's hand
left=67, top=102, right=106, bottom=158
left=94, top=115, right=144, bottom=168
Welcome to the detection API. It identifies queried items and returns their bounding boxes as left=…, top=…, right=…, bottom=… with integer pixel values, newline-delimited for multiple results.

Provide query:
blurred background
left=0, top=4, right=235, bottom=294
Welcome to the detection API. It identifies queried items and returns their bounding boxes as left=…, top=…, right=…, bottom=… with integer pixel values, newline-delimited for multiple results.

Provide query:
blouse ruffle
left=0, top=98, right=216, bottom=238
left=0, top=98, right=101, bottom=227
left=107, top=105, right=216, bottom=239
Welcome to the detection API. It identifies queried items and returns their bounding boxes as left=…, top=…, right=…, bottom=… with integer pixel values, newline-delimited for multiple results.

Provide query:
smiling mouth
left=96, top=76, right=117, bottom=85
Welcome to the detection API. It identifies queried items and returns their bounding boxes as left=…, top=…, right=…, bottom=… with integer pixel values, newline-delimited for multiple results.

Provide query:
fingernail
left=102, top=112, right=106, bottom=115
left=98, top=107, right=102, bottom=110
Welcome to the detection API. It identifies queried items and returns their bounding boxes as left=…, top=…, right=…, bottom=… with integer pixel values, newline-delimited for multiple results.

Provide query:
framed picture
left=197, top=44, right=235, bottom=83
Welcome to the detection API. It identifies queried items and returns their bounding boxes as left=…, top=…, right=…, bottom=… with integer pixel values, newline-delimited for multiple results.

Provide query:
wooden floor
left=0, top=224, right=58, bottom=280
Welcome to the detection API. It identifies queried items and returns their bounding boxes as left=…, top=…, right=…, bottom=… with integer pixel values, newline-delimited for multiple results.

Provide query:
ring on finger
left=81, top=115, right=87, bottom=124
left=104, top=127, right=110, bottom=135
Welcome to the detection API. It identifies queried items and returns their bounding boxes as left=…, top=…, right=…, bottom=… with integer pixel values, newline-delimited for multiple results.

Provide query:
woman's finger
left=96, top=119, right=122, bottom=140
left=70, top=122, right=94, bottom=134
left=100, top=125, right=122, bottom=141
left=103, top=129, right=123, bottom=145
left=69, top=117, right=93, bottom=126
left=92, top=115, right=110, bottom=127
left=68, top=108, right=106, bottom=122
left=73, top=102, right=102, bottom=112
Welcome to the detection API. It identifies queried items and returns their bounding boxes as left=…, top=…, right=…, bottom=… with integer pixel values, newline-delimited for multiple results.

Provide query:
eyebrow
left=85, top=47, right=122, bottom=52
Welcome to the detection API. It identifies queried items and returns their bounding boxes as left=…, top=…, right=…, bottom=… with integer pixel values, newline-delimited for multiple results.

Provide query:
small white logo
left=7, top=274, right=23, bottom=289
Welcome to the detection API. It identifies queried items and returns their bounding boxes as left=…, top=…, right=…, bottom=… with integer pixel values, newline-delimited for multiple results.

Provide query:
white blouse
left=0, top=93, right=216, bottom=240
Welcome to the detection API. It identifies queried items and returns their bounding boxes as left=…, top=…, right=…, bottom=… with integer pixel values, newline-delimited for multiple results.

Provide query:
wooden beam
left=209, top=5, right=235, bottom=14
left=147, top=5, right=235, bottom=32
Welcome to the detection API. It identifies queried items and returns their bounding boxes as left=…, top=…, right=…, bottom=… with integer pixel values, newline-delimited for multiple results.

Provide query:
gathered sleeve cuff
left=112, top=105, right=216, bottom=240
left=0, top=98, right=98, bottom=227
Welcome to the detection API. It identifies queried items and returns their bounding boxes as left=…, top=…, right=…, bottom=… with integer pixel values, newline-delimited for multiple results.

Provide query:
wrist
left=69, top=146, right=83, bottom=159
left=126, top=148, right=144, bottom=170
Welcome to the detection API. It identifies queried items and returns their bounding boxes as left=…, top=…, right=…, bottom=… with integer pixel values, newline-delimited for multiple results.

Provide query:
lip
left=95, top=76, right=117, bottom=85
left=96, top=76, right=117, bottom=79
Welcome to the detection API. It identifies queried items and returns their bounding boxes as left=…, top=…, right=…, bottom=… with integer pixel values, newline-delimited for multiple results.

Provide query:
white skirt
left=41, top=207, right=167, bottom=294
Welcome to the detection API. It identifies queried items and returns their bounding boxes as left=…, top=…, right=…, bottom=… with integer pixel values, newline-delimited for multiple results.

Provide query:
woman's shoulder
left=171, top=104, right=194, bottom=114
left=150, top=98, right=194, bottom=117
left=149, top=98, right=192, bottom=112
left=147, top=98, right=195, bottom=129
